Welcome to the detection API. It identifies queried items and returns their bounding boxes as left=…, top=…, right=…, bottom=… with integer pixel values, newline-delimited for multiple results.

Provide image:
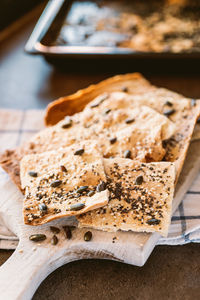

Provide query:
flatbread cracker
left=44, top=72, right=198, bottom=126
left=0, top=104, right=175, bottom=189
left=89, top=105, right=175, bottom=161
left=83, top=90, right=200, bottom=179
left=29, top=105, right=175, bottom=162
left=1, top=73, right=199, bottom=189
left=21, top=142, right=109, bottom=225
left=74, top=103, right=175, bottom=140
left=77, top=158, right=176, bottom=237
left=45, top=73, right=153, bottom=126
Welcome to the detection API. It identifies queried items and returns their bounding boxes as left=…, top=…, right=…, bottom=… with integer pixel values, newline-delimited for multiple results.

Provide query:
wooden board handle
left=0, top=243, right=58, bottom=300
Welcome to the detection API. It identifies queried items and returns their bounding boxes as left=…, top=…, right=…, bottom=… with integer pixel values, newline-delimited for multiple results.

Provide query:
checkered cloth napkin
left=0, top=109, right=200, bottom=249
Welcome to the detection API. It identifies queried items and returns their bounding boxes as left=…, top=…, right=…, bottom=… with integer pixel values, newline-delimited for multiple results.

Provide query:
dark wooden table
left=0, top=5, right=200, bottom=300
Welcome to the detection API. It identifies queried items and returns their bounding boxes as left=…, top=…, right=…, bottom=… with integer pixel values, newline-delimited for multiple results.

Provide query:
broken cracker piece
left=21, top=141, right=109, bottom=225
left=77, top=158, right=175, bottom=237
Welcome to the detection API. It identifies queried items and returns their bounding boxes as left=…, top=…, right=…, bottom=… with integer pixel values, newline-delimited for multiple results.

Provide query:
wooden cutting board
left=0, top=140, right=200, bottom=300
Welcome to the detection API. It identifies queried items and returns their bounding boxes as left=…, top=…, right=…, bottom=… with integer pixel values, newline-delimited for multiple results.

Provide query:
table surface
left=0, top=4, right=200, bottom=300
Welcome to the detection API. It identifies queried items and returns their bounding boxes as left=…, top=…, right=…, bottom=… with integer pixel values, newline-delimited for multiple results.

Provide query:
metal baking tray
left=25, top=0, right=200, bottom=60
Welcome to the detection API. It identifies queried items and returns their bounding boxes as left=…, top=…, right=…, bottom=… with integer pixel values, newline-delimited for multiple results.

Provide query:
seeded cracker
left=0, top=102, right=176, bottom=190
left=83, top=89, right=200, bottom=180
left=20, top=142, right=109, bottom=225
left=74, top=105, right=175, bottom=161
left=0, top=73, right=199, bottom=189
left=45, top=73, right=153, bottom=126
left=77, top=158, right=175, bottom=237
left=32, top=105, right=175, bottom=162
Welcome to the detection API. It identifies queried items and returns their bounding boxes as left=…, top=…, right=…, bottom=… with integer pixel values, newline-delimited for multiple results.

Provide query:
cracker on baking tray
left=77, top=158, right=176, bottom=237
left=21, top=142, right=109, bottom=225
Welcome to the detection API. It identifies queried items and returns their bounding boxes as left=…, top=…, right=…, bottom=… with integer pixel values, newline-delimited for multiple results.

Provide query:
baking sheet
left=25, top=0, right=200, bottom=59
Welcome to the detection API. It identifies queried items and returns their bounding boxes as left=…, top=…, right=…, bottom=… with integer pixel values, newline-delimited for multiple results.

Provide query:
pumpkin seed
left=88, top=190, right=95, bottom=197
left=125, top=118, right=135, bottom=124
left=164, top=101, right=173, bottom=107
left=163, top=109, right=176, bottom=117
left=50, top=226, right=60, bottom=234
left=96, top=181, right=106, bottom=192
left=104, top=108, right=111, bottom=115
left=51, top=235, right=58, bottom=245
left=90, top=103, right=100, bottom=108
left=60, top=165, right=67, bottom=172
left=135, top=175, right=143, bottom=185
left=38, top=203, right=47, bottom=212
left=109, top=137, right=117, bottom=144
left=61, top=118, right=72, bottom=129
left=124, top=150, right=131, bottom=159
left=63, top=226, right=72, bottom=239
left=90, top=94, right=108, bottom=108
left=74, top=148, right=84, bottom=156
left=121, top=86, right=128, bottom=92
left=84, top=231, right=92, bottom=242
left=29, top=234, right=46, bottom=242
left=70, top=203, right=85, bottom=211
left=147, top=218, right=160, bottom=225
left=50, top=180, right=62, bottom=188
left=28, top=171, right=38, bottom=177
left=76, top=186, right=88, bottom=193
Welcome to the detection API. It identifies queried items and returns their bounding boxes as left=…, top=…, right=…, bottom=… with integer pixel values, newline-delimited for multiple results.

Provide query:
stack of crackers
left=1, top=73, right=199, bottom=237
